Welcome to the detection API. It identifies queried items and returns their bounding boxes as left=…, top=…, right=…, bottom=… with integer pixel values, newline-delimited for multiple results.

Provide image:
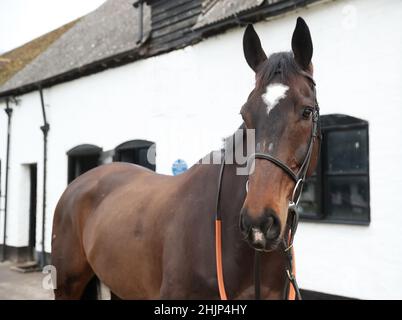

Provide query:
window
left=67, top=144, right=102, bottom=183
left=299, top=114, right=370, bottom=225
left=114, top=140, right=156, bottom=171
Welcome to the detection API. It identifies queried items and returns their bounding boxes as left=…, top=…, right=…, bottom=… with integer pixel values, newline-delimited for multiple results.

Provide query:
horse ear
left=291, top=17, right=313, bottom=70
left=243, top=24, right=267, bottom=72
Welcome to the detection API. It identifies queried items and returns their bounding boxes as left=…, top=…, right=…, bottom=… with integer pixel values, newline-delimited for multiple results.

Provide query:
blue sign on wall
left=172, top=159, right=188, bottom=176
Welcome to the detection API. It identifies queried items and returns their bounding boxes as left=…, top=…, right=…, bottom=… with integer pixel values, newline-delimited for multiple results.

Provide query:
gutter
left=39, top=87, right=49, bottom=267
left=0, top=46, right=144, bottom=100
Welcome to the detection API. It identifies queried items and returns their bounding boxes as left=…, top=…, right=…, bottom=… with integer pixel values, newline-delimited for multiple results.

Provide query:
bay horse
left=51, top=17, right=320, bottom=299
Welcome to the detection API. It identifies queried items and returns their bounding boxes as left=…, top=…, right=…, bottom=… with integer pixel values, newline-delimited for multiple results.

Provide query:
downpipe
left=1, top=98, right=12, bottom=262
left=39, top=87, right=49, bottom=267
left=133, top=0, right=144, bottom=44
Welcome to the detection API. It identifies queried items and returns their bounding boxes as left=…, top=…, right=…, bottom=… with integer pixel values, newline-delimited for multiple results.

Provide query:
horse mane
left=195, top=123, right=247, bottom=165
left=222, top=123, right=247, bottom=153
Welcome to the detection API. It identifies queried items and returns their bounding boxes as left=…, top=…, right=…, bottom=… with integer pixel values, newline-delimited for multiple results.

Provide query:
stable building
left=1, top=0, right=401, bottom=299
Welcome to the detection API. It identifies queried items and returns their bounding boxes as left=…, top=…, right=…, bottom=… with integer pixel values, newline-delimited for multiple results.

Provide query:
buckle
left=284, top=243, right=293, bottom=252
left=286, top=269, right=295, bottom=281
left=291, top=179, right=303, bottom=206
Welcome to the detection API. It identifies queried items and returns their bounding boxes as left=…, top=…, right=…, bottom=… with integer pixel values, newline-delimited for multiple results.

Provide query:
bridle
left=214, top=72, right=320, bottom=300
left=248, top=72, right=320, bottom=206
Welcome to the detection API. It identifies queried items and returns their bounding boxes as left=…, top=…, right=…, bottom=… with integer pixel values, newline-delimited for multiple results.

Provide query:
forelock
left=255, top=52, right=301, bottom=89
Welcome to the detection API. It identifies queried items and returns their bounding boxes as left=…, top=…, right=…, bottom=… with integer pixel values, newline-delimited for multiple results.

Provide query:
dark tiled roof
left=0, top=20, right=78, bottom=86
left=193, top=0, right=265, bottom=29
left=193, top=0, right=315, bottom=31
left=0, top=0, right=323, bottom=98
left=0, top=0, right=151, bottom=95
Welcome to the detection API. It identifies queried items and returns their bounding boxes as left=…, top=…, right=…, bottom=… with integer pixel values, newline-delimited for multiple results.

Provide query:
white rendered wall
left=0, top=94, right=43, bottom=250
left=0, top=101, right=7, bottom=245
left=0, top=0, right=401, bottom=299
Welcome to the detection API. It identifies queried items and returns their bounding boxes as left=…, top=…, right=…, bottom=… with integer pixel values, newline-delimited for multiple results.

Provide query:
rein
left=215, top=154, right=227, bottom=300
left=214, top=155, right=301, bottom=300
left=214, top=73, right=319, bottom=300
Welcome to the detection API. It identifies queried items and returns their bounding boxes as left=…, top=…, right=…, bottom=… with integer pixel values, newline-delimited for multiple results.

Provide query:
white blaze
left=262, top=83, right=289, bottom=116
left=252, top=228, right=265, bottom=243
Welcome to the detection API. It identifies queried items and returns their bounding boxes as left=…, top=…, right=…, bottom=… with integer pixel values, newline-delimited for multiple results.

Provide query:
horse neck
left=215, top=127, right=260, bottom=295
left=183, top=123, right=249, bottom=236
left=219, top=122, right=249, bottom=219
left=183, top=126, right=287, bottom=297
left=217, top=128, right=288, bottom=298
left=218, top=125, right=248, bottom=222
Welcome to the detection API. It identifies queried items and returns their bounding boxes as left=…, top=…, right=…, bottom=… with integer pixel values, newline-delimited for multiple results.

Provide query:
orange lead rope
left=215, top=219, right=297, bottom=300
left=215, top=220, right=228, bottom=300
left=287, top=246, right=297, bottom=300
left=214, top=150, right=299, bottom=300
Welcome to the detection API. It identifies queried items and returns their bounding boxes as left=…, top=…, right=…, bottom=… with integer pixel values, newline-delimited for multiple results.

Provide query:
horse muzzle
left=239, top=208, right=282, bottom=251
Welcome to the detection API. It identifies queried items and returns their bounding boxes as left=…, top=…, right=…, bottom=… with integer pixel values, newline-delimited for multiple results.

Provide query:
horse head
left=239, top=18, right=321, bottom=252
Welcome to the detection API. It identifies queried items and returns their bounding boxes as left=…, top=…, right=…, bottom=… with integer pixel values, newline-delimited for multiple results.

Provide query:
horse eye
left=302, top=107, right=313, bottom=119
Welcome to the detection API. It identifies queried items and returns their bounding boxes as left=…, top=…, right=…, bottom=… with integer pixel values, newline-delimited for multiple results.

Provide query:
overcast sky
left=0, top=0, right=106, bottom=54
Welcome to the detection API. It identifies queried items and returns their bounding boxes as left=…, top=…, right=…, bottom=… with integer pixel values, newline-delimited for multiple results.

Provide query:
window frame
left=67, top=144, right=102, bottom=184
left=299, top=117, right=371, bottom=226
left=114, top=140, right=156, bottom=171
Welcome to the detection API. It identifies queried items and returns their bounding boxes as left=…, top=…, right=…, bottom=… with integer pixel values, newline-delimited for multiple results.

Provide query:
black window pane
left=78, top=154, right=99, bottom=174
left=299, top=178, right=322, bottom=219
left=118, top=149, right=136, bottom=162
left=138, top=147, right=156, bottom=171
left=115, top=146, right=155, bottom=171
left=138, top=148, right=148, bottom=164
left=326, top=129, right=368, bottom=174
left=68, top=154, right=100, bottom=183
left=326, top=176, right=369, bottom=222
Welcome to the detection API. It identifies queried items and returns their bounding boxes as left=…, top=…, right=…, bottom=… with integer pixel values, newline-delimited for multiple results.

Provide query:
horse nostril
left=239, top=208, right=281, bottom=247
left=264, top=213, right=280, bottom=240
